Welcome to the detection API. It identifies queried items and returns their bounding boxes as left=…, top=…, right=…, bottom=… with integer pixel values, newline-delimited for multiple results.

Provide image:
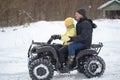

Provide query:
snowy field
left=0, top=19, right=120, bottom=80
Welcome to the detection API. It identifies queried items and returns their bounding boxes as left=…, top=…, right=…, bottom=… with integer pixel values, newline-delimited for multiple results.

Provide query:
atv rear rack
left=91, top=42, right=103, bottom=54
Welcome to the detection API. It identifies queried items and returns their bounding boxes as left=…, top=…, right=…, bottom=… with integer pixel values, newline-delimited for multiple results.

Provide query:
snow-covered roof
left=98, top=0, right=120, bottom=10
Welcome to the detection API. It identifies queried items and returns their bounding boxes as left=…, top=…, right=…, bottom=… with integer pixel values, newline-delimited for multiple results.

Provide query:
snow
left=0, top=19, right=120, bottom=80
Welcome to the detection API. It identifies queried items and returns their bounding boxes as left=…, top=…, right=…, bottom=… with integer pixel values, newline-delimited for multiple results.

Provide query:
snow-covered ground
left=0, top=19, right=120, bottom=80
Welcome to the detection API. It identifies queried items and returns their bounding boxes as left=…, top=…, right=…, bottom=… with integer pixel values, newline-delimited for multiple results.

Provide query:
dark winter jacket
left=71, top=18, right=96, bottom=48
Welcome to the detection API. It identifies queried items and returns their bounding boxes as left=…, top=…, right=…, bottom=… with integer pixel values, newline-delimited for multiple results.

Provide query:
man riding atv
left=51, top=8, right=97, bottom=73
left=28, top=8, right=105, bottom=80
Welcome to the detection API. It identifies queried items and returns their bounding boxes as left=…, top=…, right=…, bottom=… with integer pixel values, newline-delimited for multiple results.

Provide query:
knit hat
left=64, top=17, right=74, bottom=26
left=76, top=8, right=86, bottom=17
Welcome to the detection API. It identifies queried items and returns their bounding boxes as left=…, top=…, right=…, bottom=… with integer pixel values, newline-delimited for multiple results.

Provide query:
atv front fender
left=36, top=46, right=60, bottom=69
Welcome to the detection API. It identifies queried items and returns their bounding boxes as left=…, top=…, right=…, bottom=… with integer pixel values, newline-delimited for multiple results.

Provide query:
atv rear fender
left=76, top=49, right=98, bottom=60
left=76, top=49, right=98, bottom=68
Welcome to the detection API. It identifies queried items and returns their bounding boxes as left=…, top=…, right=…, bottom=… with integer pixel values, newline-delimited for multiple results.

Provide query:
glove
left=67, top=36, right=73, bottom=42
left=51, top=35, right=61, bottom=40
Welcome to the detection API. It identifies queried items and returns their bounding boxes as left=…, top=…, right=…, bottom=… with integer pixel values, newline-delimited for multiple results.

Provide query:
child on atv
left=51, top=17, right=76, bottom=72
left=51, top=17, right=76, bottom=45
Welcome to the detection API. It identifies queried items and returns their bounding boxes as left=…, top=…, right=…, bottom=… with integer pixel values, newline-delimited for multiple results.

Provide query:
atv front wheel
left=84, top=56, right=105, bottom=78
left=29, top=59, right=54, bottom=80
left=28, top=55, right=38, bottom=66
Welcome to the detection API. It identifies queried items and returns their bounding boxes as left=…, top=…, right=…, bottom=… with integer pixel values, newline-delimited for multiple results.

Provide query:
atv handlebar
left=47, top=37, right=54, bottom=44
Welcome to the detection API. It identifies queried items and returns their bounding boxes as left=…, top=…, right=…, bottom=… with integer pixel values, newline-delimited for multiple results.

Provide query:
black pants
left=58, top=46, right=68, bottom=64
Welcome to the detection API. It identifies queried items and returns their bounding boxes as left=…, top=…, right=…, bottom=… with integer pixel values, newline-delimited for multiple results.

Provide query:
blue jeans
left=68, top=42, right=85, bottom=56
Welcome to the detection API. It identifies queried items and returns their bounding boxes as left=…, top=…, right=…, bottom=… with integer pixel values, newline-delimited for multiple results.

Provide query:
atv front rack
left=28, top=40, right=48, bottom=58
left=91, top=42, right=103, bottom=54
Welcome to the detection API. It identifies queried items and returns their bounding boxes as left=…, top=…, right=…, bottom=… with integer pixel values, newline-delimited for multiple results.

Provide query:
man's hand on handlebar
left=51, top=35, right=61, bottom=40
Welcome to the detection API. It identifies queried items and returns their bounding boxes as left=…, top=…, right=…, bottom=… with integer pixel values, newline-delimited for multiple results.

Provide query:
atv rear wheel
left=84, top=56, right=105, bottom=78
left=29, top=59, right=54, bottom=80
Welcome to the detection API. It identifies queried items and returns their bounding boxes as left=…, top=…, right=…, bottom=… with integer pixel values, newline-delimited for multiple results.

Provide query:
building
left=98, top=0, right=120, bottom=19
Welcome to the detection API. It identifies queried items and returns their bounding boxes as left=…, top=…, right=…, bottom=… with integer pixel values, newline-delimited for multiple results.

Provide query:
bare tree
left=0, top=0, right=109, bottom=27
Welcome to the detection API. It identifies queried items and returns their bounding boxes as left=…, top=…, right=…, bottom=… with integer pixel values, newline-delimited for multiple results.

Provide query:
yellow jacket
left=61, top=24, right=76, bottom=45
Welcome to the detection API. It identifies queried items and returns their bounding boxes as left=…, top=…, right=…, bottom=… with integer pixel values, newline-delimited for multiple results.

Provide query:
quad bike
left=28, top=37, right=106, bottom=80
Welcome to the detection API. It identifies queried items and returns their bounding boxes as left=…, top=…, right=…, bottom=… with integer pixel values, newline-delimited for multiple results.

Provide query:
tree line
left=0, top=0, right=108, bottom=27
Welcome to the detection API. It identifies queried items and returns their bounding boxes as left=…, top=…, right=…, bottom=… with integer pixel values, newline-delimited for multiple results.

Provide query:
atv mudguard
left=75, top=49, right=98, bottom=67
left=36, top=46, right=60, bottom=69
left=76, top=49, right=98, bottom=59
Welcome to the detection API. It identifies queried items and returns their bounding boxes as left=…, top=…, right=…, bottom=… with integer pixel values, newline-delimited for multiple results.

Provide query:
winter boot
left=68, top=55, right=75, bottom=68
left=60, top=63, right=69, bottom=73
